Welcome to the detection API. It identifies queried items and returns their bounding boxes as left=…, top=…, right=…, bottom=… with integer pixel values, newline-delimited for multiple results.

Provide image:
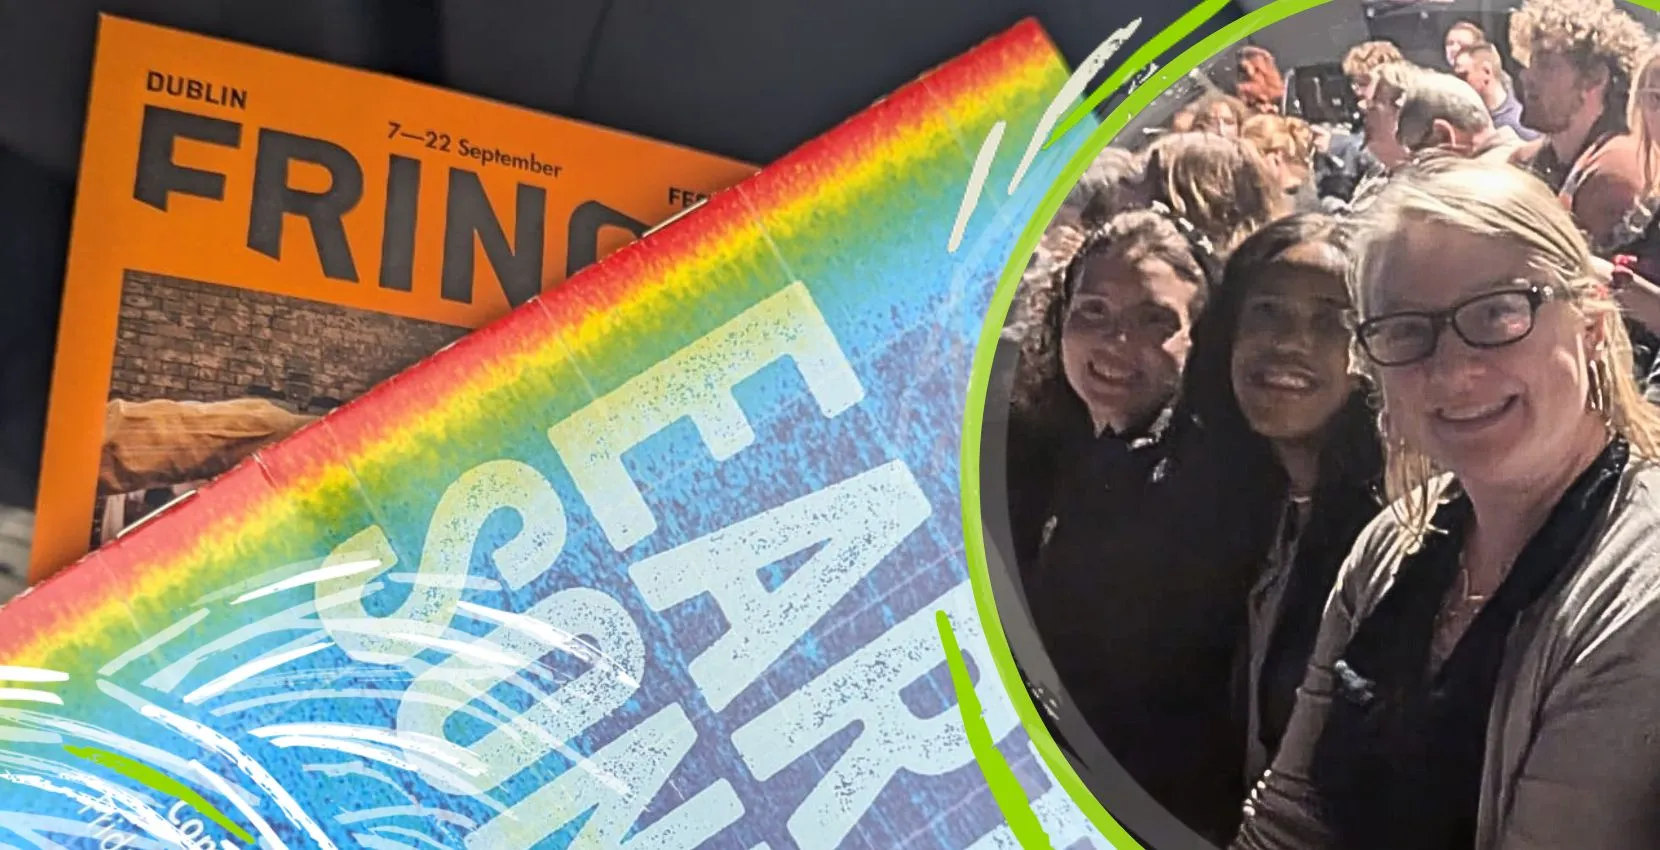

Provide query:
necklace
left=1433, top=549, right=1489, bottom=666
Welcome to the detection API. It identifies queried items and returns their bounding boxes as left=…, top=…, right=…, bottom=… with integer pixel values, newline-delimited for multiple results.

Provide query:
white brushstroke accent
left=1007, top=17, right=1143, bottom=195
left=385, top=572, right=501, bottom=592
left=209, top=688, right=522, bottom=744
left=370, top=825, right=450, bottom=850
left=388, top=632, right=529, bottom=669
left=0, top=814, right=169, bottom=850
left=351, top=835, right=421, bottom=850
left=456, top=600, right=640, bottom=688
left=194, top=761, right=290, bottom=850
left=98, top=608, right=210, bottom=677
left=181, top=639, right=333, bottom=705
left=266, top=736, right=482, bottom=795
left=0, top=706, right=254, bottom=808
left=335, top=805, right=478, bottom=830
left=100, top=681, right=341, bottom=850
left=0, top=726, right=60, bottom=745
left=232, top=559, right=383, bottom=605
left=0, top=666, right=68, bottom=683
left=947, top=121, right=1005, bottom=254
left=0, top=689, right=62, bottom=706
left=145, top=584, right=366, bottom=693
left=0, top=767, right=193, bottom=847
left=304, top=760, right=419, bottom=804
left=250, top=723, right=486, bottom=777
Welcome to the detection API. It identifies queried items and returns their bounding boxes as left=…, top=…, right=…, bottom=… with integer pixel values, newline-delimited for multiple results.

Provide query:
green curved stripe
left=937, top=610, right=1053, bottom=850
left=1044, top=0, right=1236, bottom=149
left=64, top=744, right=256, bottom=844
left=959, top=1, right=1335, bottom=848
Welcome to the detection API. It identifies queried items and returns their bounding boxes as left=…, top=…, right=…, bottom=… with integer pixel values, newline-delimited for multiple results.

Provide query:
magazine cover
left=27, top=15, right=757, bottom=583
left=0, top=16, right=1110, bottom=849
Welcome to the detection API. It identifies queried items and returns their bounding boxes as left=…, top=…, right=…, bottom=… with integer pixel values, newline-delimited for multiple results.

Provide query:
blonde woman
left=1232, top=156, right=1660, bottom=850
left=1610, top=46, right=1660, bottom=284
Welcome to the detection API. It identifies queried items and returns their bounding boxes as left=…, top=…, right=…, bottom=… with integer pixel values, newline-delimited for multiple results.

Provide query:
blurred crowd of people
left=1003, top=1, right=1660, bottom=847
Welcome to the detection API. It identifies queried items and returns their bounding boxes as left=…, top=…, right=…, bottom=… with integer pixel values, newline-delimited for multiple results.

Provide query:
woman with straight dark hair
left=1177, top=214, right=1384, bottom=786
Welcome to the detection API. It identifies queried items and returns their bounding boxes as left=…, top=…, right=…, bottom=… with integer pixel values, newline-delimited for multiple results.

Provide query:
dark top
left=1517, top=107, right=1627, bottom=195
left=1027, top=412, right=1277, bottom=845
left=1247, top=478, right=1382, bottom=777
left=1306, top=439, right=1628, bottom=850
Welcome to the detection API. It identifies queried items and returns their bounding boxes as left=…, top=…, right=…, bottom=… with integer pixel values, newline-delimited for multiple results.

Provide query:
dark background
left=4, top=0, right=1567, bottom=512
left=0, top=0, right=1274, bottom=511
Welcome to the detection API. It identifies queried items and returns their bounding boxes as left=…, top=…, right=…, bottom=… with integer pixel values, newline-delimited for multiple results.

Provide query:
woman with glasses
left=1232, top=155, right=1660, bottom=850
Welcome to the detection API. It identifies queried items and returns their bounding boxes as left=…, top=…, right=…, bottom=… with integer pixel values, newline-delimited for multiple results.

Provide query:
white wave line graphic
left=0, top=726, right=60, bottom=745
left=193, top=761, right=290, bottom=850
left=0, top=689, right=61, bottom=706
left=0, top=706, right=255, bottom=809
left=232, top=559, right=383, bottom=606
left=385, top=571, right=502, bottom=591
left=144, top=583, right=370, bottom=693
left=208, top=688, right=526, bottom=744
left=303, top=760, right=419, bottom=802
left=250, top=723, right=486, bottom=777
left=213, top=665, right=409, bottom=694
left=388, top=632, right=529, bottom=669
left=334, top=805, right=478, bottom=830
left=97, top=680, right=340, bottom=850
left=98, top=608, right=210, bottom=677
left=181, top=639, right=334, bottom=705
left=369, top=825, right=450, bottom=850
left=264, top=736, right=482, bottom=795
left=456, top=601, right=641, bottom=688
left=0, top=814, right=169, bottom=850
left=0, top=666, right=69, bottom=683
left=0, top=762, right=193, bottom=847
left=351, top=835, right=421, bottom=850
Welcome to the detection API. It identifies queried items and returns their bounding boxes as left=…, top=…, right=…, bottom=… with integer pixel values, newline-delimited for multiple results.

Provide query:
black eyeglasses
left=1355, top=282, right=1565, bottom=367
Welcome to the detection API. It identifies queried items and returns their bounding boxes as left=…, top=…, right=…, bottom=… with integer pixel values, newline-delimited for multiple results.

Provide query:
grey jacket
left=1233, top=459, right=1660, bottom=850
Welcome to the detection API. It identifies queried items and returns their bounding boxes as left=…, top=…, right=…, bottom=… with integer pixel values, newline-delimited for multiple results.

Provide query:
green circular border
left=959, top=0, right=1337, bottom=846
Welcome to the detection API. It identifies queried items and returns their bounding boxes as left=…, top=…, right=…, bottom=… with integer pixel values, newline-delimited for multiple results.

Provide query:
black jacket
left=1026, top=413, right=1278, bottom=846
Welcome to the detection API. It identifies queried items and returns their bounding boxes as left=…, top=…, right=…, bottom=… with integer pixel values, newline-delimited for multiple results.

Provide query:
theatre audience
left=1454, top=41, right=1541, bottom=141
left=1179, top=93, right=1251, bottom=138
left=1509, top=0, right=1649, bottom=223
left=1241, top=114, right=1319, bottom=211
left=1004, top=9, right=1660, bottom=847
left=1237, top=46, right=1286, bottom=115
left=1444, top=20, right=1486, bottom=69
left=1359, top=61, right=1427, bottom=171
left=1343, top=40, right=1407, bottom=100
left=1395, top=71, right=1524, bottom=162
left=1128, top=132, right=1291, bottom=255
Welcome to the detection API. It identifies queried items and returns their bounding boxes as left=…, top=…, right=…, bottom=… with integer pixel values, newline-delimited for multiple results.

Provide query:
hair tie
left=1148, top=199, right=1222, bottom=285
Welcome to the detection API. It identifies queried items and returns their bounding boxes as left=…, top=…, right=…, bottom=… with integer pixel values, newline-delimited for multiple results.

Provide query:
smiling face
left=1230, top=250, right=1356, bottom=446
left=1061, top=245, right=1202, bottom=434
left=1362, top=218, right=1606, bottom=493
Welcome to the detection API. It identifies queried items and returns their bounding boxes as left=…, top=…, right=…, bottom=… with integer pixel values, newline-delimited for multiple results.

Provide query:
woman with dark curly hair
left=1004, top=208, right=1215, bottom=572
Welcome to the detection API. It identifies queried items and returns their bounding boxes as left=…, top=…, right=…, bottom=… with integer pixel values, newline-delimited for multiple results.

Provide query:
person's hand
left=1311, top=124, right=1333, bottom=153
